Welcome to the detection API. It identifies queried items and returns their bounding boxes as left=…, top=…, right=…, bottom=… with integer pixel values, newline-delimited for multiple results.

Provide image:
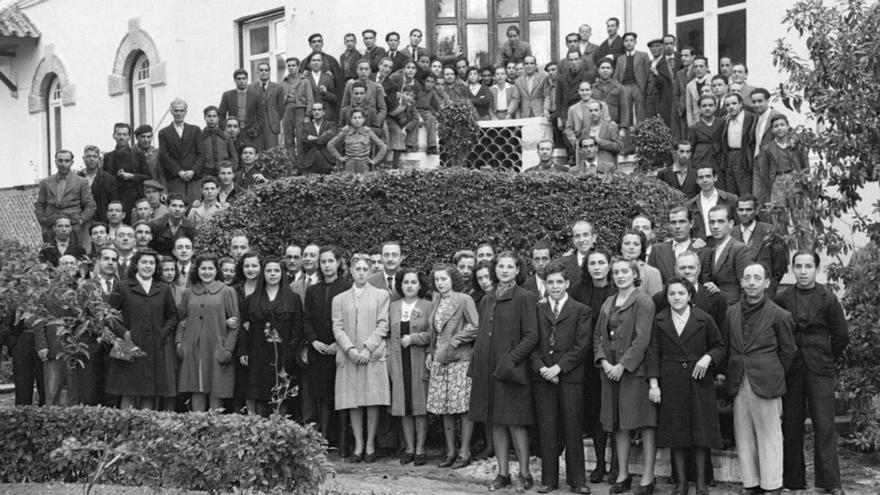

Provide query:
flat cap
left=143, top=179, right=164, bottom=191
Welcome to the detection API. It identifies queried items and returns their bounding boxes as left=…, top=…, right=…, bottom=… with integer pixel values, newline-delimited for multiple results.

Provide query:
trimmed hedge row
left=0, top=406, right=330, bottom=494
left=197, top=168, right=684, bottom=271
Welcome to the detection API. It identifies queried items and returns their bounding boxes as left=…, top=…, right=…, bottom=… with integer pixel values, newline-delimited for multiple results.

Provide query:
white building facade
left=0, top=0, right=797, bottom=187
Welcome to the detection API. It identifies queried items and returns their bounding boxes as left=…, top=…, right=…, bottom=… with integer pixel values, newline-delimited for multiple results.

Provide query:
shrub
left=253, top=145, right=297, bottom=180
left=632, top=115, right=673, bottom=172
left=437, top=100, right=481, bottom=167
left=0, top=406, right=332, bottom=494
left=196, top=168, right=683, bottom=271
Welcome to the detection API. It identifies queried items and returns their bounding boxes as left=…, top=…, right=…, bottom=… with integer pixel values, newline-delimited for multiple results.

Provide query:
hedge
left=0, top=406, right=331, bottom=494
left=197, top=168, right=684, bottom=271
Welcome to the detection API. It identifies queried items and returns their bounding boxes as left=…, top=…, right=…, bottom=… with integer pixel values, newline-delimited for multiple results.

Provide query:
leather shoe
left=634, top=479, right=656, bottom=495
left=489, top=474, right=512, bottom=491
left=364, top=452, right=377, bottom=463
left=413, top=453, right=427, bottom=466
left=609, top=474, right=632, bottom=494
left=827, top=489, right=846, bottom=495
left=572, top=484, right=591, bottom=494
left=438, top=453, right=458, bottom=468
left=536, top=484, right=557, bottom=493
left=607, top=470, right=619, bottom=485
left=451, top=456, right=473, bottom=469
left=519, top=474, right=535, bottom=490
left=349, top=452, right=365, bottom=463
left=399, top=452, right=414, bottom=465
left=589, top=468, right=606, bottom=483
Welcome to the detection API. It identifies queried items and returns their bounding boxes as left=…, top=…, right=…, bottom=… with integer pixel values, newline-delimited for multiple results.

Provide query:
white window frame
left=242, top=13, right=287, bottom=83
left=131, top=54, right=153, bottom=128
left=669, top=0, right=747, bottom=72
left=47, top=76, right=62, bottom=174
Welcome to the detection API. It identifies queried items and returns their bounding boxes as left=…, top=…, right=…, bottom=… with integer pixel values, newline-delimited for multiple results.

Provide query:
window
left=670, top=0, right=746, bottom=71
left=130, top=53, right=153, bottom=128
left=46, top=76, right=62, bottom=173
left=428, top=0, right=558, bottom=68
left=240, top=11, right=287, bottom=83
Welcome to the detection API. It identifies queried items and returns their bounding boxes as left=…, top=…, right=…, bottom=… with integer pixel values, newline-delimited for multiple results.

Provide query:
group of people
left=15, top=175, right=849, bottom=495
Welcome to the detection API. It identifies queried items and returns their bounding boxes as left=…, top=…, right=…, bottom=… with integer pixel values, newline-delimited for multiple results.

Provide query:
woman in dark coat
left=647, top=276, right=725, bottom=495
left=468, top=259, right=495, bottom=460
left=469, top=251, right=538, bottom=491
left=240, top=256, right=303, bottom=417
left=594, top=257, right=657, bottom=494
left=233, top=252, right=262, bottom=414
left=303, top=246, right=351, bottom=448
left=568, top=248, right=619, bottom=483
left=158, top=255, right=184, bottom=412
left=107, top=249, right=178, bottom=410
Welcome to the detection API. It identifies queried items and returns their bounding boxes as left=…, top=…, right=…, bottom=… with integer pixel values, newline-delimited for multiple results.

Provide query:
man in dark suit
left=159, top=99, right=202, bottom=205
left=361, top=29, right=388, bottom=75
left=647, top=40, right=676, bottom=129
left=672, top=47, right=695, bottom=140
left=558, top=220, right=596, bottom=281
left=301, top=33, right=344, bottom=103
left=594, top=17, right=624, bottom=65
left=400, top=28, right=429, bottom=64
left=113, top=225, right=136, bottom=280
left=700, top=205, right=753, bottom=305
left=218, top=69, right=262, bottom=149
left=383, top=31, right=409, bottom=73
left=732, top=196, right=789, bottom=298
left=652, top=250, right=726, bottom=329
left=79, top=144, right=118, bottom=225
left=687, top=165, right=739, bottom=242
left=613, top=32, right=651, bottom=126
left=721, top=93, right=758, bottom=196
left=304, top=54, right=338, bottom=122
left=39, top=215, right=87, bottom=266
left=300, top=102, right=337, bottom=174
left=776, top=251, right=848, bottom=495
left=531, top=262, right=592, bottom=494
left=648, top=206, right=706, bottom=284
left=103, top=123, right=150, bottom=224
left=149, top=193, right=196, bottom=256
left=366, top=240, right=403, bottom=302
left=722, top=262, right=796, bottom=495
left=657, top=141, right=699, bottom=198
left=522, top=242, right=552, bottom=298
left=251, top=62, right=286, bottom=151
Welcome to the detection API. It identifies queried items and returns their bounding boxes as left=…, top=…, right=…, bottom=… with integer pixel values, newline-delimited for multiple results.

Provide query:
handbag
left=109, top=338, right=143, bottom=362
left=493, top=352, right=526, bottom=385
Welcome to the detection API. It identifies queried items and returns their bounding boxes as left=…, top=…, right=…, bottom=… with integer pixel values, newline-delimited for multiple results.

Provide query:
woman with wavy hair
left=177, top=253, right=240, bottom=412
left=233, top=252, right=262, bottom=413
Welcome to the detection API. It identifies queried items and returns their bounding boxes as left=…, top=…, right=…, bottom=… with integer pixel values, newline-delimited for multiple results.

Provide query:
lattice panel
left=0, top=186, right=43, bottom=248
left=466, top=126, right=523, bottom=171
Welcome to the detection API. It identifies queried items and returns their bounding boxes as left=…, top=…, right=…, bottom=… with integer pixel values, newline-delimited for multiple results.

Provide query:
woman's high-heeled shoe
left=438, top=453, right=458, bottom=468
left=634, top=478, right=656, bottom=495
left=609, top=474, right=633, bottom=494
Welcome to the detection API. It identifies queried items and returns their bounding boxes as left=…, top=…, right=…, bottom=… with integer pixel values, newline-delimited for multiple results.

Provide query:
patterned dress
left=426, top=296, right=473, bottom=415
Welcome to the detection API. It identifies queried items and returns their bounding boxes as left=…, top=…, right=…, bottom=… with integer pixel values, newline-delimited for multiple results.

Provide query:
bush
left=632, top=115, right=673, bottom=172
left=0, top=406, right=331, bottom=494
left=437, top=100, right=481, bottom=167
left=196, top=168, right=683, bottom=270
left=253, top=145, right=297, bottom=180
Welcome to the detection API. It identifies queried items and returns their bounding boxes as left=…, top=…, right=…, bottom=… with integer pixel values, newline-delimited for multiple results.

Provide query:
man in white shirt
left=491, top=66, right=520, bottom=120
left=750, top=88, right=779, bottom=154
left=559, top=220, right=596, bottom=280
left=524, top=242, right=552, bottom=298
left=172, top=236, right=194, bottom=282
left=291, top=243, right=321, bottom=300
left=648, top=206, right=707, bottom=283
left=114, top=225, right=137, bottom=280
left=687, top=165, right=739, bottom=242
left=685, top=56, right=711, bottom=126
left=700, top=205, right=753, bottom=305
left=367, top=241, right=405, bottom=302
left=722, top=93, right=757, bottom=196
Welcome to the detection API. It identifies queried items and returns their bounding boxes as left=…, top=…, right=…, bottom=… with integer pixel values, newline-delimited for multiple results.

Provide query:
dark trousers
left=12, top=332, right=45, bottom=405
left=723, top=149, right=752, bottom=196
left=534, top=379, right=586, bottom=488
left=68, top=340, right=104, bottom=406
left=782, top=358, right=841, bottom=490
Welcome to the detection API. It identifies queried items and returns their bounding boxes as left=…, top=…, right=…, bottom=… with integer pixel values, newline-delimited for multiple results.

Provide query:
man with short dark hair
left=114, top=225, right=136, bottom=280
left=39, top=215, right=87, bottom=266
left=134, top=125, right=162, bottom=184
left=527, top=140, right=568, bottom=173
left=700, top=204, right=753, bottom=305
left=673, top=46, right=696, bottom=138
left=657, top=141, right=698, bottom=197
left=105, top=200, right=126, bottom=241
left=384, top=31, right=408, bottom=73
left=515, top=55, right=552, bottom=119
left=401, top=28, right=429, bottom=63
left=754, top=114, right=809, bottom=206
left=613, top=32, right=651, bottom=130
left=339, top=33, right=363, bottom=83
left=301, top=32, right=344, bottom=103
left=218, top=69, right=262, bottom=148
left=648, top=206, right=706, bottom=283
left=687, top=165, right=739, bottom=241
left=250, top=63, right=286, bottom=151
left=722, top=93, right=757, bottom=195
left=595, top=17, right=624, bottom=64
left=79, top=144, right=118, bottom=227
left=197, top=105, right=239, bottom=179
left=300, top=102, right=338, bottom=175
left=217, top=162, right=243, bottom=203
left=367, top=241, right=404, bottom=302
left=35, top=150, right=97, bottom=246
left=341, top=60, right=388, bottom=128
left=523, top=241, right=553, bottom=297
left=498, top=24, right=532, bottom=66
left=149, top=193, right=196, bottom=256
left=159, top=99, right=203, bottom=205
left=732, top=195, right=788, bottom=297
left=722, top=262, right=796, bottom=495
left=187, top=176, right=225, bottom=227
left=172, top=236, right=195, bottom=281
left=281, top=57, right=315, bottom=161
left=291, top=243, right=321, bottom=301
left=104, top=122, right=149, bottom=223
left=685, top=56, right=711, bottom=127
left=304, top=53, right=338, bottom=122
left=133, top=221, right=154, bottom=251
left=361, top=29, right=387, bottom=74
left=559, top=220, right=595, bottom=280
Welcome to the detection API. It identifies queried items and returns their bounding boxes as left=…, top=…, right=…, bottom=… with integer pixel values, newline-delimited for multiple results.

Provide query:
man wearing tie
left=38, top=216, right=87, bottom=267
left=648, top=206, right=706, bottom=284
left=83, top=246, right=120, bottom=406
left=613, top=32, right=651, bottom=127
left=559, top=220, right=596, bottom=281
left=292, top=243, right=321, bottom=302
left=114, top=225, right=137, bottom=280
left=367, top=240, right=404, bottom=302
left=385, top=32, right=408, bottom=73
left=251, top=62, right=286, bottom=151
left=732, top=196, right=789, bottom=298
left=531, top=262, right=592, bottom=494
left=568, top=137, right=614, bottom=176
left=700, top=205, right=754, bottom=305
left=172, top=236, right=195, bottom=283
left=158, top=99, right=202, bottom=205
left=523, top=242, right=552, bottom=298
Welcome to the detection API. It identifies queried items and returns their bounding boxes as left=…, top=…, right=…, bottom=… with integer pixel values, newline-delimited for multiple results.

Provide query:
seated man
left=569, top=136, right=615, bottom=175
left=39, top=215, right=87, bottom=267
left=412, top=74, right=441, bottom=155
left=300, top=102, right=338, bottom=175
left=526, top=140, right=568, bottom=173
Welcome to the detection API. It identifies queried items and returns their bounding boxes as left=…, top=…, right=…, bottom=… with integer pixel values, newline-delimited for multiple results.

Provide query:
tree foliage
left=632, top=115, right=673, bottom=172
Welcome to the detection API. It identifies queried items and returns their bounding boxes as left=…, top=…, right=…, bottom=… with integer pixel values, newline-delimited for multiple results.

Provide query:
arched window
left=46, top=76, right=62, bottom=173
left=130, top=52, right=153, bottom=128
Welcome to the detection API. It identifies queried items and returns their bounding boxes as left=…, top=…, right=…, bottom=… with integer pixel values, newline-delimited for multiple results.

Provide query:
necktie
left=262, top=83, right=267, bottom=92
left=743, top=227, right=752, bottom=246
left=389, top=51, right=396, bottom=59
left=387, top=276, right=394, bottom=292
left=553, top=300, right=560, bottom=317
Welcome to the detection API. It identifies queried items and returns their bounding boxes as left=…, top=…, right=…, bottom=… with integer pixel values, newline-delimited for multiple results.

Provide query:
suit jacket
left=592, top=77, right=632, bottom=129
left=594, top=36, right=624, bottom=65
left=700, top=237, right=754, bottom=305
left=250, top=81, right=286, bottom=134
left=775, top=284, right=849, bottom=376
left=363, top=46, right=388, bottom=74
left=647, top=57, right=676, bottom=126
left=723, top=298, right=796, bottom=398
left=563, top=99, right=611, bottom=144
left=498, top=40, right=532, bottom=66
left=39, top=242, right=86, bottom=266
left=385, top=50, right=409, bottom=73
left=149, top=217, right=197, bottom=256
left=158, top=123, right=202, bottom=180
left=674, top=65, right=694, bottom=120
left=522, top=275, right=545, bottom=298
left=731, top=221, right=788, bottom=284
left=656, top=165, right=698, bottom=198
left=218, top=87, right=262, bottom=138
left=721, top=111, right=758, bottom=172
left=301, top=119, right=338, bottom=173
left=685, top=76, right=710, bottom=127
left=530, top=297, right=592, bottom=383
left=34, top=173, right=97, bottom=228
left=301, top=51, right=344, bottom=104
left=367, top=271, right=402, bottom=302
left=513, top=72, right=551, bottom=118
left=78, top=170, right=118, bottom=223
left=686, top=190, right=739, bottom=241
left=489, top=83, right=521, bottom=119
left=304, top=70, right=338, bottom=120
left=464, top=83, right=493, bottom=120
left=341, top=79, right=388, bottom=125
left=613, top=51, right=651, bottom=93
left=648, top=238, right=702, bottom=284
left=400, top=45, right=429, bottom=63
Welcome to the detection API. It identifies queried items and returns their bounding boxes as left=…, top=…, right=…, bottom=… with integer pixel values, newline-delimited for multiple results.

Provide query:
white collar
left=550, top=293, right=568, bottom=310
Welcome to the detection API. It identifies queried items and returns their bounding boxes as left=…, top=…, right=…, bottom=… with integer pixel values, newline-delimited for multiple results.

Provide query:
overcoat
left=469, top=285, right=538, bottom=426
left=106, top=278, right=179, bottom=397
left=388, top=298, right=432, bottom=416
left=332, top=283, right=391, bottom=409
left=645, top=307, right=726, bottom=448
left=593, top=289, right=657, bottom=431
left=176, top=280, right=240, bottom=398
left=303, top=277, right=352, bottom=400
